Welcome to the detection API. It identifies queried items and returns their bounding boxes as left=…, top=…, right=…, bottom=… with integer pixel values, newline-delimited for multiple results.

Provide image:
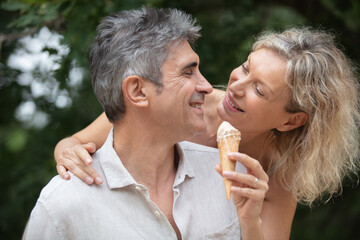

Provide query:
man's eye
left=184, top=71, right=193, bottom=76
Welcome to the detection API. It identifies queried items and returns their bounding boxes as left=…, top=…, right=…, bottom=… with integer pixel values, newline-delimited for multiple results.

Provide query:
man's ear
left=122, top=76, right=149, bottom=107
left=276, top=112, right=308, bottom=132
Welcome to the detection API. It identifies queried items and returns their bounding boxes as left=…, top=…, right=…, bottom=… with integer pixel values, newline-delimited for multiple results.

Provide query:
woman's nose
left=228, top=68, right=246, bottom=96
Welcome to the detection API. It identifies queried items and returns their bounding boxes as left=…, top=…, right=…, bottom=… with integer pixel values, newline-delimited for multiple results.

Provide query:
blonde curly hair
left=253, top=28, right=360, bottom=205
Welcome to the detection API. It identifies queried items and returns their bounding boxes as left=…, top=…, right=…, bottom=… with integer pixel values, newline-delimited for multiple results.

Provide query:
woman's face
left=217, top=48, right=293, bottom=137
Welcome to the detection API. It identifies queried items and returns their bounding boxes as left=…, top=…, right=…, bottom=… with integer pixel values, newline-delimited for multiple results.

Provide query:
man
left=23, top=7, right=240, bottom=239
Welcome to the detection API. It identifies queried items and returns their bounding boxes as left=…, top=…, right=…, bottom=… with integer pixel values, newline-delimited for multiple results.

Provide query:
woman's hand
left=216, top=152, right=269, bottom=230
left=56, top=142, right=103, bottom=185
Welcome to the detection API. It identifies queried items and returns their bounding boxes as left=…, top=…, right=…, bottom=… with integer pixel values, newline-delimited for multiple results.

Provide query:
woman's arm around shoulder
left=54, top=112, right=112, bottom=185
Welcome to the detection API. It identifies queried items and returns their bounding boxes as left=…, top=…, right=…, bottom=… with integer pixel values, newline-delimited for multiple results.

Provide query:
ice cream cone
left=217, top=122, right=241, bottom=200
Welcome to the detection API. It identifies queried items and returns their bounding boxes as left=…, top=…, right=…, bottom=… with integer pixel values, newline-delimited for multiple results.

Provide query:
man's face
left=150, top=40, right=213, bottom=142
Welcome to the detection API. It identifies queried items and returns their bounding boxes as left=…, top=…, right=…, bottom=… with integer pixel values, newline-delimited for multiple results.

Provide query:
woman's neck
left=239, top=131, right=276, bottom=171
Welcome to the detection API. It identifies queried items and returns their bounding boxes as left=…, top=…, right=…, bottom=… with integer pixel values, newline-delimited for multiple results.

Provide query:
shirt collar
left=97, top=129, right=135, bottom=189
left=97, top=129, right=196, bottom=189
left=173, top=142, right=195, bottom=187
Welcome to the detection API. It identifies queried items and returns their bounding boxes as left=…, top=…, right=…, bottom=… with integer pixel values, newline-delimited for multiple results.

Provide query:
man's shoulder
left=179, top=141, right=219, bottom=154
left=38, top=175, right=68, bottom=200
left=39, top=157, right=103, bottom=198
left=39, top=173, right=83, bottom=201
left=36, top=172, right=100, bottom=210
left=178, top=141, right=220, bottom=168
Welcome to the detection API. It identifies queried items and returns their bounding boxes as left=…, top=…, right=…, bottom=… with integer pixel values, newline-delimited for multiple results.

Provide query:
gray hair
left=89, top=7, right=201, bottom=123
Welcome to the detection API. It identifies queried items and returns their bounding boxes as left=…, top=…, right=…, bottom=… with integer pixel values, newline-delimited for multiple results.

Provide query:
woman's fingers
left=223, top=171, right=268, bottom=201
left=215, top=164, right=222, bottom=175
left=59, top=157, right=98, bottom=185
left=73, top=144, right=94, bottom=165
left=223, top=171, right=268, bottom=191
left=228, top=152, right=269, bottom=183
left=57, top=165, right=70, bottom=180
left=231, top=186, right=266, bottom=202
left=57, top=143, right=103, bottom=185
left=74, top=163, right=103, bottom=185
left=84, top=142, right=97, bottom=154
left=216, top=163, right=262, bottom=189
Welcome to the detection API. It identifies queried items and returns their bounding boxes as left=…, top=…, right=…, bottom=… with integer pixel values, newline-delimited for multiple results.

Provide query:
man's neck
left=112, top=120, right=181, bottom=238
left=112, top=122, right=178, bottom=192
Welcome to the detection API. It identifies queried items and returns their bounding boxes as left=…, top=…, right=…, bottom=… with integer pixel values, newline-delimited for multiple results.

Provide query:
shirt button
left=135, top=186, right=142, bottom=191
left=154, top=211, right=161, bottom=216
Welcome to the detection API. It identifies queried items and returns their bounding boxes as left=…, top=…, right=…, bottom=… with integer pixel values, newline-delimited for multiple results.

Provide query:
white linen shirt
left=23, top=129, right=241, bottom=239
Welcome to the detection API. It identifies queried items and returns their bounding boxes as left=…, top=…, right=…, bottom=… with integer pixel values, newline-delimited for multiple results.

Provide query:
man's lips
left=225, top=94, right=244, bottom=112
left=190, top=103, right=202, bottom=109
left=189, top=92, right=205, bottom=110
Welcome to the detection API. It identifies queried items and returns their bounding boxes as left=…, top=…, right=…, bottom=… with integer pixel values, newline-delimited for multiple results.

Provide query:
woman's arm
left=54, top=112, right=112, bottom=184
left=261, top=175, right=296, bottom=239
left=217, top=152, right=296, bottom=240
left=72, top=112, right=113, bottom=149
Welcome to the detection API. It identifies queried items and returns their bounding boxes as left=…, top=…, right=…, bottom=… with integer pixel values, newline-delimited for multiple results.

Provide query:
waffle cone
left=218, top=130, right=240, bottom=200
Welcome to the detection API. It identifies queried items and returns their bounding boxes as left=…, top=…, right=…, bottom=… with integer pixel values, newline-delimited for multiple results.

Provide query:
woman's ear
left=276, top=112, right=308, bottom=132
left=122, top=76, right=149, bottom=107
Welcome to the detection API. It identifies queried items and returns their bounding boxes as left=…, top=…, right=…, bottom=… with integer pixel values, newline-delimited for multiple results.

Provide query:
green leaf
left=1, top=1, right=30, bottom=12
left=5, top=129, right=28, bottom=152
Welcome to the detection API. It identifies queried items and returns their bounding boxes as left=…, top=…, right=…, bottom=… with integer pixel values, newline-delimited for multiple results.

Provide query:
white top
left=23, top=129, right=241, bottom=240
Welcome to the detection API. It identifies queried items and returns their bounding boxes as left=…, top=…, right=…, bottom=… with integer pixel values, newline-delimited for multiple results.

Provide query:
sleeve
left=22, top=201, right=63, bottom=240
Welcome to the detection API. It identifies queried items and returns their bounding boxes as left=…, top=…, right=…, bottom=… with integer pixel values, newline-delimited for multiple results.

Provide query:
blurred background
left=0, top=0, right=359, bottom=239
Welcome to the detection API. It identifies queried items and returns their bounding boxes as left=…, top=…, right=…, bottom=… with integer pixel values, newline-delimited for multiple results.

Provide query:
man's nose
left=196, top=73, right=213, bottom=94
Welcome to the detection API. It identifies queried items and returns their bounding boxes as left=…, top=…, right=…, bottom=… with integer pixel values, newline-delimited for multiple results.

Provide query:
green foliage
left=0, top=0, right=359, bottom=239
left=320, top=0, right=360, bottom=31
left=1, top=1, right=61, bottom=28
left=292, top=178, right=360, bottom=239
left=5, top=128, right=28, bottom=152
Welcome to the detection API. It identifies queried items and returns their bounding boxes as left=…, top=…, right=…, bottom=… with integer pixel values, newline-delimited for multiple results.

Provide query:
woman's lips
left=224, top=94, right=244, bottom=112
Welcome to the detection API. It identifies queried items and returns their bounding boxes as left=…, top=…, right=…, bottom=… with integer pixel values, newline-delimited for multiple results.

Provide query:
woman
left=54, top=28, right=360, bottom=239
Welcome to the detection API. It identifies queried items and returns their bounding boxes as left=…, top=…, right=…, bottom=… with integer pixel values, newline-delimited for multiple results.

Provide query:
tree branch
left=0, top=17, right=65, bottom=61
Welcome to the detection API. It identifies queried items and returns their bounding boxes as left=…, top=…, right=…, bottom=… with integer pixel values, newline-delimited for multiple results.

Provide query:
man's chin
left=192, top=122, right=207, bottom=135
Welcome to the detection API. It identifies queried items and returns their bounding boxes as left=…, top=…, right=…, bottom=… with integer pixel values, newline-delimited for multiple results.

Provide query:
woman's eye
left=241, top=64, right=249, bottom=74
left=254, top=85, right=265, bottom=97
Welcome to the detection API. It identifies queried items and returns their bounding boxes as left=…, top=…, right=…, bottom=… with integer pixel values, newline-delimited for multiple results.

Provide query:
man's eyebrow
left=181, top=61, right=198, bottom=71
